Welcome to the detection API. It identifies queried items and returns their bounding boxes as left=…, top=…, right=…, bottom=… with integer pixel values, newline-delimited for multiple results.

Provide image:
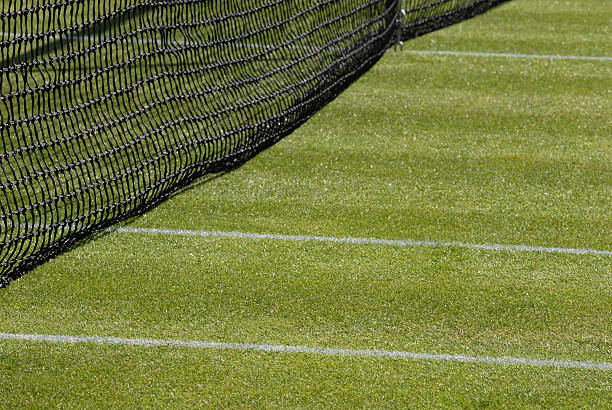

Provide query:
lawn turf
left=1, top=0, right=611, bottom=407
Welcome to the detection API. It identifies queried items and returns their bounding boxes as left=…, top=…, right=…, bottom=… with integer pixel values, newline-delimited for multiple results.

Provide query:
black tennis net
left=400, top=0, right=510, bottom=40
left=0, top=0, right=509, bottom=287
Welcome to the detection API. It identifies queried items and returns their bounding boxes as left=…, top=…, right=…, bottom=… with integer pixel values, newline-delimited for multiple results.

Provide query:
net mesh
left=400, top=0, right=509, bottom=40
left=1, top=0, right=509, bottom=287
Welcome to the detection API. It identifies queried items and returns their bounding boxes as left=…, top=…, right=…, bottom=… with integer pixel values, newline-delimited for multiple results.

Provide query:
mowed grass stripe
left=1, top=340, right=610, bottom=408
left=404, top=0, right=611, bottom=56
left=2, top=235, right=609, bottom=363
left=141, top=43, right=611, bottom=251
left=108, top=226, right=612, bottom=256
left=2, top=332, right=611, bottom=370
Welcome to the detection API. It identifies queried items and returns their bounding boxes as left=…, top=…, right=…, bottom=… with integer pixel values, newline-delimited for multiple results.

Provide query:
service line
left=1, top=332, right=610, bottom=370
left=107, top=226, right=612, bottom=257
left=403, top=49, right=612, bottom=62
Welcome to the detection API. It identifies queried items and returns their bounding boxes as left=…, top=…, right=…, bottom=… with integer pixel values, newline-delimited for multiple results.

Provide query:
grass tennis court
left=1, top=0, right=610, bottom=407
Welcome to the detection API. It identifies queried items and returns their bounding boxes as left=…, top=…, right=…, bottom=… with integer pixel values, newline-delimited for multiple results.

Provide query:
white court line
left=107, top=226, right=612, bottom=256
left=403, top=49, right=612, bottom=62
left=1, top=332, right=610, bottom=370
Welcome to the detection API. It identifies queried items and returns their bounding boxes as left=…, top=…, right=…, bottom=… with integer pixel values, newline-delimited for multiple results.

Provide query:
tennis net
left=0, top=0, right=510, bottom=287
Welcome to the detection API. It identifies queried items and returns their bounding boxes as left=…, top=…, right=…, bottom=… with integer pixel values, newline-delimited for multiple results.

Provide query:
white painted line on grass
left=403, top=49, right=612, bottom=62
left=107, top=226, right=612, bottom=256
left=1, top=332, right=610, bottom=370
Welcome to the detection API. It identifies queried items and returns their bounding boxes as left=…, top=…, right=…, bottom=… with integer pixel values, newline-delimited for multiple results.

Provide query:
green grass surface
left=1, top=0, right=611, bottom=407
